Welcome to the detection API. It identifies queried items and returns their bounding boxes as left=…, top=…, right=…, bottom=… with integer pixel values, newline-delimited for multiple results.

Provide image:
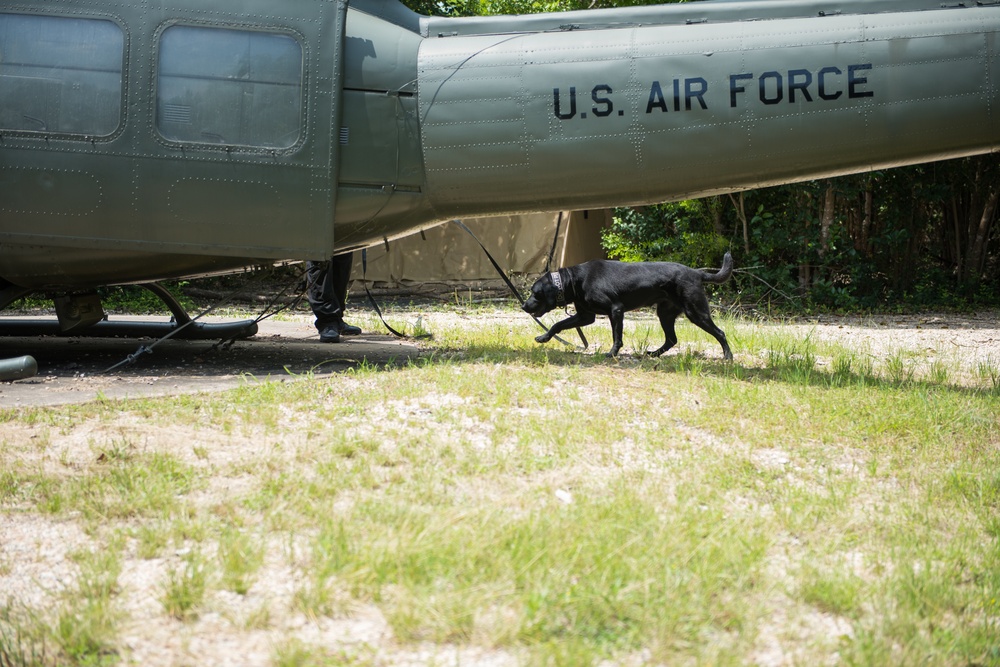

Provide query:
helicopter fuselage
left=2, top=0, right=1000, bottom=292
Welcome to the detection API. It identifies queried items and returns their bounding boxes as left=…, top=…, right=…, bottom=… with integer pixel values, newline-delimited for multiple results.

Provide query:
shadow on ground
left=0, top=316, right=422, bottom=408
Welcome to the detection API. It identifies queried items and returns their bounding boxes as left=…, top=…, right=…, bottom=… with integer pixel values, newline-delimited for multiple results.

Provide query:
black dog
left=523, top=253, right=734, bottom=359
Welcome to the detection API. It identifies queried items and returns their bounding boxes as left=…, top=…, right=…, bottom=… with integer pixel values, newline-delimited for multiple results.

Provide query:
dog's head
left=522, top=272, right=564, bottom=316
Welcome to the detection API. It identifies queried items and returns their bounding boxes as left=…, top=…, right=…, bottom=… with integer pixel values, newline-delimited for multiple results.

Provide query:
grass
left=1, top=544, right=123, bottom=667
left=162, top=550, right=208, bottom=621
left=55, top=545, right=123, bottom=665
left=25, top=449, right=199, bottom=524
left=1, top=307, right=999, bottom=665
left=217, top=526, right=265, bottom=596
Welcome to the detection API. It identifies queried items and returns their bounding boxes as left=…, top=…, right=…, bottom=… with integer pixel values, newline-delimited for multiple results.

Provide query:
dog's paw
left=535, top=334, right=552, bottom=344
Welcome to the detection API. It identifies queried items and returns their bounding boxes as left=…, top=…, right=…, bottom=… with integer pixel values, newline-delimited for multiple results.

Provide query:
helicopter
left=3, top=0, right=1000, bottom=379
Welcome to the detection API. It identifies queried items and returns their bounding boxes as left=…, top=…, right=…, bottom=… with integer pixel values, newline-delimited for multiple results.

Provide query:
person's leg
left=306, top=260, right=343, bottom=343
left=329, top=253, right=361, bottom=335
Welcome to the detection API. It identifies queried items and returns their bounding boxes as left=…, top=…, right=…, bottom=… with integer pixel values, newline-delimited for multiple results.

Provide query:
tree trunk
left=711, top=196, right=725, bottom=236
left=729, top=192, right=750, bottom=254
left=952, top=198, right=963, bottom=280
left=820, top=181, right=836, bottom=256
left=963, top=187, right=999, bottom=285
left=860, top=184, right=873, bottom=254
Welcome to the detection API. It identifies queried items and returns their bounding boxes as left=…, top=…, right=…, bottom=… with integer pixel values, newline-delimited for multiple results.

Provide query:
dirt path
left=775, top=310, right=1000, bottom=370
left=2, top=310, right=999, bottom=408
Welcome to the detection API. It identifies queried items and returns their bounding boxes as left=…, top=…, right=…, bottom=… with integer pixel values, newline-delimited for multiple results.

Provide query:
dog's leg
left=684, top=298, right=733, bottom=360
left=535, top=311, right=596, bottom=344
left=607, top=306, right=626, bottom=357
left=648, top=303, right=682, bottom=357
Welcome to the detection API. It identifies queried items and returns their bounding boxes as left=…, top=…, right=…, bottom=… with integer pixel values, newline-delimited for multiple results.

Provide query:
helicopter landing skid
left=0, top=355, right=37, bottom=381
left=0, top=282, right=259, bottom=341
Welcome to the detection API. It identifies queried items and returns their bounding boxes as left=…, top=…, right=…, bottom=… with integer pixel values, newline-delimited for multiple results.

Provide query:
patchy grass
left=1, top=308, right=999, bottom=666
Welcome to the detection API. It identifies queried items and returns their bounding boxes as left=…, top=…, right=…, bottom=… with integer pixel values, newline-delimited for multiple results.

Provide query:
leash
left=103, top=265, right=307, bottom=373
left=209, top=265, right=309, bottom=352
left=360, top=248, right=431, bottom=339
left=451, top=219, right=587, bottom=350
left=544, top=212, right=564, bottom=274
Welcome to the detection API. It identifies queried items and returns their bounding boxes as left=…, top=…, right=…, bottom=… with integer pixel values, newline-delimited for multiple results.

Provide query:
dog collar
left=550, top=270, right=566, bottom=307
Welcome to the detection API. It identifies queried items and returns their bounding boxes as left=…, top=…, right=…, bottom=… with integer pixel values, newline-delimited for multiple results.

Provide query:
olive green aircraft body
left=2, top=0, right=1000, bottom=297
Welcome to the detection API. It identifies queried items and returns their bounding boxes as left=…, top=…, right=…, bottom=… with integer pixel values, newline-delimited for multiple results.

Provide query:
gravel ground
left=773, top=310, right=1000, bottom=379
left=0, top=307, right=998, bottom=666
left=2, top=309, right=999, bottom=406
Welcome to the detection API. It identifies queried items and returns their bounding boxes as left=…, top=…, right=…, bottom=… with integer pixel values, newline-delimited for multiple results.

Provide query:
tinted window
left=0, top=14, right=124, bottom=136
left=157, top=25, right=303, bottom=149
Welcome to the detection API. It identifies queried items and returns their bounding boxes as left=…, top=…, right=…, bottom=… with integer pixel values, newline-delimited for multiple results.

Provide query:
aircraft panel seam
left=418, top=18, right=1000, bottom=68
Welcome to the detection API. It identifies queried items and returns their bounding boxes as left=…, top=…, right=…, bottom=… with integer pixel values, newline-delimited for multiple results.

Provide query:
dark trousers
left=306, top=254, right=352, bottom=328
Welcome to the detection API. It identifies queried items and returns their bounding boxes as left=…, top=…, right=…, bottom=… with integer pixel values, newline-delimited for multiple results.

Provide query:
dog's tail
left=702, top=252, right=734, bottom=284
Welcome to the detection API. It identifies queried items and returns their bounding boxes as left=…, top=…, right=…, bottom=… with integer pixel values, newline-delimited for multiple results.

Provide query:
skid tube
left=0, top=283, right=259, bottom=341
left=0, top=355, right=37, bottom=382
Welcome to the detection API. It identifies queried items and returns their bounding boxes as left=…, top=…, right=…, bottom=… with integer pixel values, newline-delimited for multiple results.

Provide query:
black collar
left=550, top=269, right=568, bottom=307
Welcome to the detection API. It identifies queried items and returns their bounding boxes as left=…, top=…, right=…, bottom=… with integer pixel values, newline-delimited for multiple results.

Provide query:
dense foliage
left=402, top=0, right=1000, bottom=311
left=602, top=158, right=1000, bottom=311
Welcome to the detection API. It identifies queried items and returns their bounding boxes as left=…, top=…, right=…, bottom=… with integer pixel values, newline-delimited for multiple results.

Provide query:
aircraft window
left=0, top=14, right=124, bottom=136
left=156, top=26, right=303, bottom=150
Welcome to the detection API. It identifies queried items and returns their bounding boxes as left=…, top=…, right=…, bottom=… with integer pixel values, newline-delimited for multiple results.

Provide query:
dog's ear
left=541, top=272, right=558, bottom=293
left=531, top=272, right=551, bottom=291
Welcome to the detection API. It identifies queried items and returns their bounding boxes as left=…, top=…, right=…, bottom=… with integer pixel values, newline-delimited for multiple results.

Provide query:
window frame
left=0, top=12, right=127, bottom=140
left=153, top=21, right=307, bottom=154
